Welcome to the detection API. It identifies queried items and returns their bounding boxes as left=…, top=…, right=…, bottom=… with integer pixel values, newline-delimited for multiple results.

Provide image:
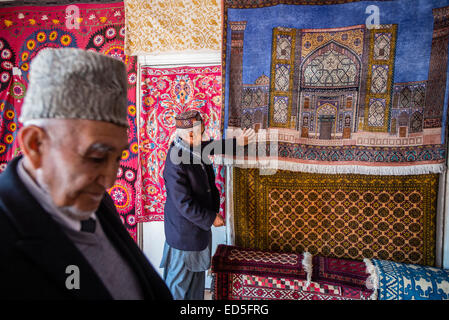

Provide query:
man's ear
left=17, top=125, right=47, bottom=170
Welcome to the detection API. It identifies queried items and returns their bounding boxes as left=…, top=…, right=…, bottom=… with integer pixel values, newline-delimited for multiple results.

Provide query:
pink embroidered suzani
left=138, top=66, right=224, bottom=222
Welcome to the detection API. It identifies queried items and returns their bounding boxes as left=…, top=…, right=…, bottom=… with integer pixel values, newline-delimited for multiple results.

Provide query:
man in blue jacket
left=160, top=110, right=254, bottom=299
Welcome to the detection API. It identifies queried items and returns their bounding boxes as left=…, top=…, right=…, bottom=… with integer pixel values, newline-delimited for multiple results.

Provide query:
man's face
left=38, top=119, right=129, bottom=219
left=182, top=121, right=204, bottom=147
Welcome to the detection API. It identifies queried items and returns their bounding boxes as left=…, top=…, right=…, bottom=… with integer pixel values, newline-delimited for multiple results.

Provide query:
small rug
left=212, top=244, right=309, bottom=280
left=234, top=167, right=438, bottom=266
left=124, top=0, right=221, bottom=55
left=214, top=272, right=372, bottom=300
left=311, top=255, right=374, bottom=298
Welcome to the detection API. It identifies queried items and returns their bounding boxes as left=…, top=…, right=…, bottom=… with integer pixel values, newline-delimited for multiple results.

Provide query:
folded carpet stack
left=211, top=245, right=449, bottom=300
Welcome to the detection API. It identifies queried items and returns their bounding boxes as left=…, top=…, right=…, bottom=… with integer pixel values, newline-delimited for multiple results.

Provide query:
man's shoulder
left=201, top=139, right=214, bottom=146
left=0, top=158, right=20, bottom=197
left=166, top=142, right=181, bottom=155
left=165, top=143, right=190, bottom=169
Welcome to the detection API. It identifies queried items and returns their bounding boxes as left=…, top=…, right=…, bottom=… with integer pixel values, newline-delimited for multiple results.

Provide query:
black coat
left=0, top=156, right=173, bottom=300
left=163, top=139, right=235, bottom=251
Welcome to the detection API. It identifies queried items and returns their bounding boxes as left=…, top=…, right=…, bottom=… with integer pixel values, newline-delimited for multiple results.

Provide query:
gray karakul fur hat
left=19, top=47, right=128, bottom=127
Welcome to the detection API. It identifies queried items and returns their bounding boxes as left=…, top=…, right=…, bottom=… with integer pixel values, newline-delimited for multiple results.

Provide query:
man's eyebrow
left=85, top=142, right=130, bottom=154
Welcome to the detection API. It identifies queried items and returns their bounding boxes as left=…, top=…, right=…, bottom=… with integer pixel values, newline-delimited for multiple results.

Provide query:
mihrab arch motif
left=301, top=41, right=361, bottom=88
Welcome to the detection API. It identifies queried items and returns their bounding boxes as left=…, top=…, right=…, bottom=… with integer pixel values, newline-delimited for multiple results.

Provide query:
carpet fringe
left=214, top=156, right=446, bottom=176
left=302, top=252, right=313, bottom=288
left=363, top=258, right=379, bottom=300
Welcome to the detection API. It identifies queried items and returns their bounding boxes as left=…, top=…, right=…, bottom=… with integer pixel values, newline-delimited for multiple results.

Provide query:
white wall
left=141, top=221, right=227, bottom=289
left=444, top=220, right=449, bottom=269
left=141, top=221, right=165, bottom=277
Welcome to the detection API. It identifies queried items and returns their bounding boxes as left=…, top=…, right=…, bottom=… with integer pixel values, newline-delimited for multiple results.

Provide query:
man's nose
left=97, top=159, right=120, bottom=189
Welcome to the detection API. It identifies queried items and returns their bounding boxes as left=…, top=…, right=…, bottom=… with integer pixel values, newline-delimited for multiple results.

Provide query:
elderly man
left=0, top=48, right=172, bottom=300
left=160, top=110, right=255, bottom=300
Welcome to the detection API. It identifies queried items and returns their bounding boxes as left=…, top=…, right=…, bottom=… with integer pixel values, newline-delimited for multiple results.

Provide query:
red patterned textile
left=311, top=255, right=373, bottom=299
left=214, top=272, right=371, bottom=300
left=212, top=245, right=374, bottom=300
left=138, top=66, right=223, bottom=222
left=212, top=244, right=308, bottom=280
left=0, top=2, right=138, bottom=241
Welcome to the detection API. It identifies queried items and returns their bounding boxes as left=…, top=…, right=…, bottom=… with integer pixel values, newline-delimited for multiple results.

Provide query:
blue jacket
left=163, top=138, right=236, bottom=251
